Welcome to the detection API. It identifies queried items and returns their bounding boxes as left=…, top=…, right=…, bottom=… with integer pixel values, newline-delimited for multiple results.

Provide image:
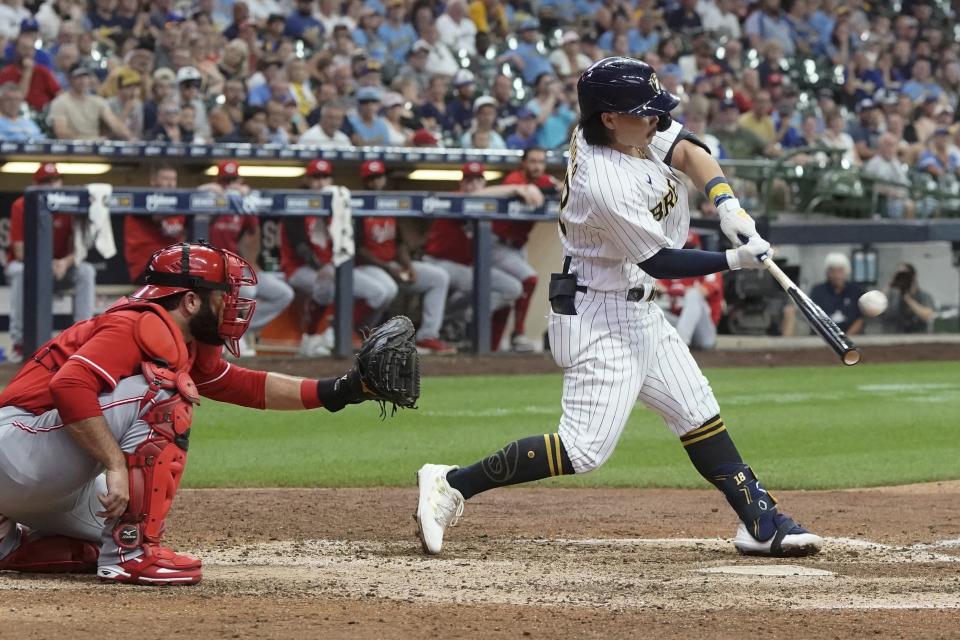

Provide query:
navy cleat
left=733, top=512, right=823, bottom=557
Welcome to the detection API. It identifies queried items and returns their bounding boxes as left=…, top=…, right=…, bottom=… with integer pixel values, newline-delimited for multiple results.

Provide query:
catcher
left=0, top=242, right=418, bottom=585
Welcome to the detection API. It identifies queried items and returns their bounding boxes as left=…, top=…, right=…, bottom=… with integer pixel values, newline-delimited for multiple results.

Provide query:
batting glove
left=726, top=235, right=772, bottom=271
left=717, top=198, right=759, bottom=247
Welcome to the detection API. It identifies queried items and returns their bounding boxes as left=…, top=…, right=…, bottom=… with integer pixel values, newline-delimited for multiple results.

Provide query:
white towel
left=325, top=185, right=354, bottom=267
left=73, top=183, right=117, bottom=262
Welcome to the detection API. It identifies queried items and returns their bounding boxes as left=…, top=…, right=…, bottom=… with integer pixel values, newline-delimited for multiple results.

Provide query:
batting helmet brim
left=628, top=90, right=681, bottom=117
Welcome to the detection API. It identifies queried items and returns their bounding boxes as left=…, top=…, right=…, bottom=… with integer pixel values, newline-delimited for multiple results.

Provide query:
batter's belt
left=549, top=272, right=651, bottom=315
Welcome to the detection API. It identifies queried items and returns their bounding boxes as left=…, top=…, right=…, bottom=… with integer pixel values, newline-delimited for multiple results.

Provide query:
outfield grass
left=183, top=361, right=960, bottom=490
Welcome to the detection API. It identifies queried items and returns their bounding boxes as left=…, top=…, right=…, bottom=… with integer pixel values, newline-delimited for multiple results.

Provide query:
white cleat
left=511, top=334, right=538, bottom=353
left=733, top=521, right=823, bottom=558
left=298, top=334, right=332, bottom=358
left=415, top=464, right=465, bottom=555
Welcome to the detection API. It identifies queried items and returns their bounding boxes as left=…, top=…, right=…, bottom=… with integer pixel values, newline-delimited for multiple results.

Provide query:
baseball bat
left=762, top=257, right=861, bottom=366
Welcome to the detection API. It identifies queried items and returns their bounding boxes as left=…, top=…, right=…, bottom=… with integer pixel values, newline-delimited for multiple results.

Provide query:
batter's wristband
left=705, top=177, right=735, bottom=207
left=301, top=379, right=323, bottom=409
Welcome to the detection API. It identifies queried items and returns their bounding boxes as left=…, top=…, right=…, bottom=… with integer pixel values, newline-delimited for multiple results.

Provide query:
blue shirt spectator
left=505, top=108, right=538, bottom=150
left=513, top=41, right=555, bottom=86
left=538, top=0, right=576, bottom=22
left=348, top=113, right=391, bottom=145
left=527, top=100, right=575, bottom=150
left=285, top=4, right=324, bottom=41
left=810, top=280, right=863, bottom=333
left=917, top=138, right=960, bottom=177
left=378, top=18, right=417, bottom=64
left=744, top=7, right=796, bottom=56
left=902, top=79, right=944, bottom=104
left=353, top=27, right=388, bottom=63
left=247, top=83, right=272, bottom=107
left=0, top=112, right=43, bottom=141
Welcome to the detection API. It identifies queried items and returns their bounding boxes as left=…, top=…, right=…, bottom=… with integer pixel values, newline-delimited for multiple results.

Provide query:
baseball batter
left=416, top=57, right=823, bottom=558
left=0, top=242, right=417, bottom=585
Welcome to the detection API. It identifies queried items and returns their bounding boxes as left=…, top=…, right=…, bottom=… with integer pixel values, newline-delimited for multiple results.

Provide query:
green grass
left=183, top=361, right=960, bottom=490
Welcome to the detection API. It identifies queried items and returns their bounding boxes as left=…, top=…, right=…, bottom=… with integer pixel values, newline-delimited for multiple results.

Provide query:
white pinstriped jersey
left=559, top=119, right=689, bottom=291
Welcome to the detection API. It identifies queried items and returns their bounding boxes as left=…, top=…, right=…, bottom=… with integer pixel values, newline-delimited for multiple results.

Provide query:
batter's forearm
left=640, top=248, right=730, bottom=279
left=66, top=416, right=126, bottom=471
left=671, top=140, right=726, bottom=192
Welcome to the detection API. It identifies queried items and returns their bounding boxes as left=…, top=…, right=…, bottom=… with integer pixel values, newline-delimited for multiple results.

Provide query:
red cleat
left=97, top=544, right=202, bottom=585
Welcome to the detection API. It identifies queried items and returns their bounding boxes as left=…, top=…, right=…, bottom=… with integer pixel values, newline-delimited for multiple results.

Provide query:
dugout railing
left=20, top=186, right=558, bottom=359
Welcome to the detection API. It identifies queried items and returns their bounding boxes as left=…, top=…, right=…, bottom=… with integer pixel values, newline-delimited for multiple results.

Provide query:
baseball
left=858, top=290, right=888, bottom=317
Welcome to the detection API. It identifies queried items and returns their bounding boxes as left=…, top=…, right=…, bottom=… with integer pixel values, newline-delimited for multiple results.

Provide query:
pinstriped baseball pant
left=549, top=288, right=720, bottom=473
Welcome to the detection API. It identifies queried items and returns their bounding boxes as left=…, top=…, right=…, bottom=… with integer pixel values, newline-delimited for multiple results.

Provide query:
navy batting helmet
left=577, top=57, right=680, bottom=122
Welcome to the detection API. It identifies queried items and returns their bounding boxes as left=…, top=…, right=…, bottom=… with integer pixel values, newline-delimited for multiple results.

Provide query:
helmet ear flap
left=657, top=115, right=672, bottom=132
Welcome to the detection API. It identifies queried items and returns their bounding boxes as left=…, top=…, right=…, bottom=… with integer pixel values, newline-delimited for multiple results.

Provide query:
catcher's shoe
left=415, top=464, right=465, bottom=555
left=98, top=544, right=202, bottom=585
left=0, top=530, right=99, bottom=574
left=733, top=513, right=823, bottom=557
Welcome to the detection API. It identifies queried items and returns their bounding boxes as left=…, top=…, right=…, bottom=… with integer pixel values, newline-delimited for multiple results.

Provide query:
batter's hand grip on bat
left=762, top=257, right=861, bottom=366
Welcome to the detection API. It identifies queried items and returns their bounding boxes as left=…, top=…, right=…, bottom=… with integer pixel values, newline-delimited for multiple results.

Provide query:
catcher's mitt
left=355, top=315, right=420, bottom=416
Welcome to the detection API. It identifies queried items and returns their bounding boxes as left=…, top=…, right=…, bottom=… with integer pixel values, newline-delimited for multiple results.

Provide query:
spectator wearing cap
left=665, top=0, right=702, bottom=36
left=217, top=105, right=268, bottom=143
left=416, top=74, right=455, bottom=135
left=0, top=82, right=43, bottom=140
left=107, top=68, right=145, bottom=140
left=397, top=40, right=432, bottom=94
left=349, top=86, right=390, bottom=145
left=49, top=63, right=132, bottom=140
left=744, top=0, right=795, bottom=57
left=411, top=128, right=439, bottom=147
left=356, top=60, right=384, bottom=89
left=3, top=19, right=53, bottom=69
left=0, top=29, right=60, bottom=111
left=176, top=66, right=211, bottom=139
left=447, top=69, right=477, bottom=134
left=354, top=159, right=455, bottom=354
left=6, top=163, right=96, bottom=360
left=420, top=24, right=459, bottom=78
left=437, top=0, right=477, bottom=55
left=146, top=98, right=193, bottom=143
left=525, top=73, right=575, bottom=150
left=709, top=99, right=768, bottom=160
left=142, top=67, right=175, bottom=132
left=382, top=91, right=413, bottom=145
left=500, top=18, right=555, bottom=86
left=848, top=98, right=884, bottom=163
left=917, top=128, right=960, bottom=180
left=299, top=100, right=351, bottom=147
left=863, top=132, right=916, bottom=219
left=379, top=0, right=418, bottom=65
left=468, top=0, right=509, bottom=40
left=153, top=12, right=185, bottom=71
left=548, top=31, right=591, bottom=78
left=281, top=158, right=338, bottom=357
left=97, top=38, right=155, bottom=100
left=902, top=58, right=944, bottom=104
left=505, top=107, right=537, bottom=150
left=461, top=96, right=505, bottom=149
left=352, top=7, right=388, bottom=63
left=209, top=78, right=247, bottom=139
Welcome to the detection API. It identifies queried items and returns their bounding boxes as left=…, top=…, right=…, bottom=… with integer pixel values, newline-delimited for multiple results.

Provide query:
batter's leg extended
left=637, top=312, right=822, bottom=557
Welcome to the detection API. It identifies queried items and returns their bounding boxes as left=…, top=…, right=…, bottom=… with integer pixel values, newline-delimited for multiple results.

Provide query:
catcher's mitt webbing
left=355, top=315, right=420, bottom=417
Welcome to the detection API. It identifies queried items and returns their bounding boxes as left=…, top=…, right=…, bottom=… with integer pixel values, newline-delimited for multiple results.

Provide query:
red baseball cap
left=461, top=162, right=485, bottom=179
left=34, top=162, right=60, bottom=183
left=306, top=159, right=333, bottom=176
left=217, top=160, right=241, bottom=181
left=411, top=128, right=438, bottom=147
left=359, top=160, right=386, bottom=178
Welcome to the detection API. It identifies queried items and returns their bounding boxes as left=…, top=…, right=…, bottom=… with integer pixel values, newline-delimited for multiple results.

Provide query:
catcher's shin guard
left=101, top=363, right=202, bottom=584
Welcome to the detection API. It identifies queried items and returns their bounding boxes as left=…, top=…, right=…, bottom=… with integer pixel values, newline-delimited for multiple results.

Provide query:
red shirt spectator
left=0, top=61, right=60, bottom=111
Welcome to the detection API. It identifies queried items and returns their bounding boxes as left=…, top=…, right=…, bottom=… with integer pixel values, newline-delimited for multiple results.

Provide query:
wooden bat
left=762, top=257, right=861, bottom=366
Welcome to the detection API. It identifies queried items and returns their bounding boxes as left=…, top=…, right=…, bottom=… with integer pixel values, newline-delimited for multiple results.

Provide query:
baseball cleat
left=733, top=514, right=823, bottom=558
left=415, top=464, right=465, bottom=555
left=98, top=544, right=202, bottom=585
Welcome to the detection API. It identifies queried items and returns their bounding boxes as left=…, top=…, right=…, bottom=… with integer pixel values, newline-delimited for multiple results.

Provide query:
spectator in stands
left=700, top=0, right=741, bottom=40
left=50, top=42, right=77, bottom=88
left=525, top=73, right=576, bottom=150
left=397, top=40, right=432, bottom=93
left=448, top=69, right=477, bottom=135
left=417, top=74, right=454, bottom=136
left=917, top=128, right=960, bottom=180
left=549, top=31, right=592, bottom=79
left=265, top=98, right=291, bottom=144
left=201, top=160, right=295, bottom=355
left=49, top=63, right=132, bottom=140
left=809, top=253, right=864, bottom=336
left=819, top=109, right=860, bottom=166
left=382, top=91, right=412, bottom=145
left=0, top=29, right=60, bottom=111
left=124, top=163, right=185, bottom=282
left=0, top=82, right=42, bottom=140
left=505, top=107, right=538, bottom=151
left=209, top=78, right=247, bottom=139
left=864, top=132, right=916, bottom=219
left=379, top=0, right=416, bottom=64
left=437, top=0, right=476, bottom=55
left=502, top=18, right=555, bottom=86
left=491, top=73, right=519, bottom=135
left=468, top=0, right=509, bottom=40
left=420, top=24, right=459, bottom=78
left=352, top=7, right=387, bottom=63
left=142, top=67, right=174, bottom=132
left=709, top=99, right=769, bottom=160
left=349, top=86, right=390, bottom=145
left=6, top=163, right=95, bottom=362
left=658, top=232, right=723, bottom=350
left=107, top=69, right=144, bottom=141
left=299, top=100, right=351, bottom=146
left=738, top=89, right=778, bottom=148
left=902, top=58, right=944, bottom=104
left=176, top=66, right=211, bottom=140
left=596, top=10, right=639, bottom=56
left=911, top=96, right=939, bottom=148
left=461, top=96, right=505, bottom=149
left=745, top=0, right=795, bottom=56
left=882, top=263, right=936, bottom=334
left=666, top=0, right=702, bottom=36
left=219, top=105, right=268, bottom=143
left=146, top=98, right=187, bottom=142
left=848, top=98, right=884, bottom=162
left=492, top=148, right=559, bottom=352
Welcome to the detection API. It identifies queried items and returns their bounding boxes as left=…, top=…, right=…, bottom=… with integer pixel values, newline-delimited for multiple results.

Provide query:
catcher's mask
left=131, top=241, right=258, bottom=357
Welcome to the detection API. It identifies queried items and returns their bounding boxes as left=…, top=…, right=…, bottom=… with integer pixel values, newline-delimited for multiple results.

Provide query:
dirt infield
left=3, top=482, right=960, bottom=639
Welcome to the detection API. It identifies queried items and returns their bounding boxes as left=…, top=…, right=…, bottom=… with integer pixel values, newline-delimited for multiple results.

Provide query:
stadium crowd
left=2, top=0, right=955, bottom=359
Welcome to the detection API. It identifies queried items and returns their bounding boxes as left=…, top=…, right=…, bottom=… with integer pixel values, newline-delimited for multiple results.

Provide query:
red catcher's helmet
left=130, top=242, right=258, bottom=357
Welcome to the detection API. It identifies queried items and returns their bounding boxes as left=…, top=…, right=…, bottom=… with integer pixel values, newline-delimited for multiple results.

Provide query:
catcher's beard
left=189, top=299, right=225, bottom=348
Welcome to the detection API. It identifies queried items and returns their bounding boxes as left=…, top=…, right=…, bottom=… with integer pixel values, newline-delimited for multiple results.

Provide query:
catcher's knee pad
left=0, top=533, right=99, bottom=573
left=112, top=363, right=198, bottom=552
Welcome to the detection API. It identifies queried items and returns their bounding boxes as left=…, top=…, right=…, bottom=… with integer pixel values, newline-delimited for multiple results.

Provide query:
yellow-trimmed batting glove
left=716, top=197, right=759, bottom=247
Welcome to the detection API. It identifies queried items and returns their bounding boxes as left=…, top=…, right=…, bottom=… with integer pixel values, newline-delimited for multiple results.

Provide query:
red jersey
left=209, top=214, right=259, bottom=254
left=425, top=218, right=472, bottom=265
left=0, top=63, right=60, bottom=111
left=279, top=216, right=332, bottom=277
left=123, top=215, right=185, bottom=281
left=660, top=273, right=724, bottom=326
left=0, top=301, right=268, bottom=425
left=491, top=171, right=555, bottom=247
left=8, top=196, right=73, bottom=262
left=358, top=216, right=396, bottom=263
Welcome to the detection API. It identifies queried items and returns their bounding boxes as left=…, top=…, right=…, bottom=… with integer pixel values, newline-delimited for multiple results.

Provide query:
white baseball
left=858, top=290, right=888, bottom=317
